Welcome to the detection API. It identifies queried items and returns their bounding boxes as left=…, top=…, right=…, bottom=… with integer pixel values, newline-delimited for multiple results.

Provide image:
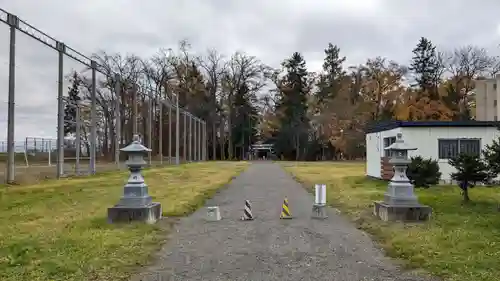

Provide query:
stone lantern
left=373, top=133, right=432, bottom=221
left=107, top=134, right=162, bottom=224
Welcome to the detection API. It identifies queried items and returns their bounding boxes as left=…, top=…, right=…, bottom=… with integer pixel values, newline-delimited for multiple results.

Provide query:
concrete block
left=311, top=204, right=328, bottom=220
left=373, top=201, right=431, bottom=222
left=206, top=206, right=221, bottom=221
left=108, top=202, right=162, bottom=224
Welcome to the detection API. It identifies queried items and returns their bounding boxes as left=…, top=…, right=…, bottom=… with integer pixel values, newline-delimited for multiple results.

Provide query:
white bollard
left=314, top=184, right=327, bottom=205
left=312, top=184, right=328, bottom=219
left=206, top=206, right=222, bottom=221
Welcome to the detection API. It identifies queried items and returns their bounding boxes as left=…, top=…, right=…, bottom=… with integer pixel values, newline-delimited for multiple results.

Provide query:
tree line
left=64, top=37, right=500, bottom=161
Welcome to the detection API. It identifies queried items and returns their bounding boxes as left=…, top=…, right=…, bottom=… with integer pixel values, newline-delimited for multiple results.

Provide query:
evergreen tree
left=188, top=61, right=209, bottom=113
left=316, top=43, right=346, bottom=105
left=63, top=71, right=82, bottom=136
left=482, top=137, right=500, bottom=178
left=449, top=153, right=490, bottom=203
left=179, top=61, right=207, bottom=110
left=274, top=52, right=310, bottom=160
left=231, top=83, right=259, bottom=159
left=409, top=37, right=442, bottom=99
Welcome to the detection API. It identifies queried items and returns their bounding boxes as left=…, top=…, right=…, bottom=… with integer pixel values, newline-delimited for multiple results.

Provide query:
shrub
left=449, top=153, right=490, bottom=202
left=482, top=137, right=500, bottom=180
left=407, top=156, right=441, bottom=188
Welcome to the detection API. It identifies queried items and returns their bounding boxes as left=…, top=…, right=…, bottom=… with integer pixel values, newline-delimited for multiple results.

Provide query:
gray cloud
left=0, top=0, right=500, bottom=141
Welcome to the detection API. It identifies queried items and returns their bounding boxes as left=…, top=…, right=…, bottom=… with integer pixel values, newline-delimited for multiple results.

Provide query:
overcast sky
left=1, top=0, right=500, bottom=144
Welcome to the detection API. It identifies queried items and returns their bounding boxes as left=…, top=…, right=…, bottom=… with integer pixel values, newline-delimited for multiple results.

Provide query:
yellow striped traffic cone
left=280, top=197, right=293, bottom=219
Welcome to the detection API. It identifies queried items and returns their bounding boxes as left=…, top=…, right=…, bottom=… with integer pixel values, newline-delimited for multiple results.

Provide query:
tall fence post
left=194, top=117, right=198, bottom=162
left=56, top=41, right=66, bottom=178
left=193, top=117, right=199, bottom=162
left=201, top=121, right=205, bottom=161
left=75, top=105, right=81, bottom=174
left=205, top=121, right=208, bottom=161
left=203, top=121, right=207, bottom=161
left=188, top=114, right=192, bottom=162
left=198, top=118, right=201, bottom=161
left=6, top=13, right=18, bottom=184
left=175, top=94, right=180, bottom=165
left=89, top=60, right=97, bottom=174
left=193, top=118, right=200, bottom=162
left=183, top=111, right=187, bottom=163
left=147, top=94, right=152, bottom=166
left=132, top=85, right=138, bottom=135
left=198, top=119, right=201, bottom=161
left=48, top=139, right=52, bottom=166
left=197, top=119, right=202, bottom=161
left=201, top=121, right=204, bottom=161
left=114, top=74, right=121, bottom=167
left=168, top=103, right=172, bottom=164
left=159, top=99, right=163, bottom=164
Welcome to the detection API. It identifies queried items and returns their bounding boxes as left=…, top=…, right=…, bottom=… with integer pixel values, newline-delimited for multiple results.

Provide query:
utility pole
left=175, top=93, right=180, bottom=165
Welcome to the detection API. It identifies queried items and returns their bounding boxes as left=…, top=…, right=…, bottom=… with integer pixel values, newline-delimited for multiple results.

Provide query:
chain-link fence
left=0, top=9, right=208, bottom=184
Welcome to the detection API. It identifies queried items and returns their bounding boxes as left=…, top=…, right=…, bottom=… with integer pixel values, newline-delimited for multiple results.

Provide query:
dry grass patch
left=0, top=161, right=168, bottom=185
left=283, top=161, right=500, bottom=281
left=0, top=161, right=248, bottom=281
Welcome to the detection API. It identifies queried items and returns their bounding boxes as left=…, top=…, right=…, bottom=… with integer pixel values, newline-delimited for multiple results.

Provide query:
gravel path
left=132, top=162, right=436, bottom=281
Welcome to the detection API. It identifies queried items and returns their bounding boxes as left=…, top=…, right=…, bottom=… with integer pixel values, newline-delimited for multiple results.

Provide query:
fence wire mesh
left=0, top=8, right=208, bottom=184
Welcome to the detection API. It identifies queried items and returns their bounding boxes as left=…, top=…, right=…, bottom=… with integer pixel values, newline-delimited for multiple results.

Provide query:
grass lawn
left=283, top=161, right=500, bottom=281
left=0, top=161, right=248, bottom=281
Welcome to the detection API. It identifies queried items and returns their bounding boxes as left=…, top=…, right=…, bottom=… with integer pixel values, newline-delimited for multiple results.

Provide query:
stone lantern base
left=107, top=202, right=162, bottom=224
left=373, top=201, right=432, bottom=222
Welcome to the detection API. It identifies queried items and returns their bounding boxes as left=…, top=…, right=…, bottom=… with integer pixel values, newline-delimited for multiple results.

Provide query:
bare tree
left=143, top=48, right=177, bottom=97
left=222, top=52, right=270, bottom=159
left=489, top=57, right=500, bottom=77
left=141, top=50, right=178, bottom=154
left=359, top=57, right=407, bottom=120
left=198, top=49, right=227, bottom=160
left=444, top=45, right=495, bottom=90
left=442, top=45, right=497, bottom=119
left=77, top=51, right=144, bottom=160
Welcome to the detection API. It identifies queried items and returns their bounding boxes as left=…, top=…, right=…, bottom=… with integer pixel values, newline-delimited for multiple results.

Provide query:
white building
left=366, top=121, right=500, bottom=182
left=474, top=74, right=500, bottom=121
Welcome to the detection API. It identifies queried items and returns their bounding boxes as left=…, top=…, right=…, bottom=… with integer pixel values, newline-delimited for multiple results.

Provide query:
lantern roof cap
left=384, top=133, right=416, bottom=151
left=120, top=134, right=152, bottom=152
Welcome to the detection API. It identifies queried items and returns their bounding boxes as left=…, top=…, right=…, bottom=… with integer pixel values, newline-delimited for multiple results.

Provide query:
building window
left=383, top=136, right=396, bottom=157
left=495, top=83, right=498, bottom=90
left=438, top=139, right=481, bottom=159
left=495, top=116, right=498, bottom=121
left=495, top=100, right=498, bottom=107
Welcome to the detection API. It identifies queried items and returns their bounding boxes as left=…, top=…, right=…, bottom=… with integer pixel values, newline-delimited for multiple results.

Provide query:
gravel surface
left=131, top=162, right=436, bottom=281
